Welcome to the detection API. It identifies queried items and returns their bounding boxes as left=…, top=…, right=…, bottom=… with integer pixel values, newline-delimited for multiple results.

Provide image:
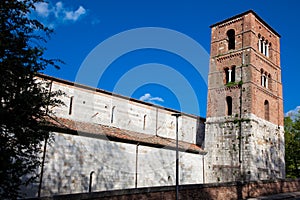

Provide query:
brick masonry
left=205, top=10, right=285, bottom=183
left=23, top=179, right=300, bottom=200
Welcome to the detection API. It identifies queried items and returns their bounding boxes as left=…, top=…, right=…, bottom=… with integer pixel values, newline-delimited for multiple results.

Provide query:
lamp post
left=171, top=113, right=181, bottom=200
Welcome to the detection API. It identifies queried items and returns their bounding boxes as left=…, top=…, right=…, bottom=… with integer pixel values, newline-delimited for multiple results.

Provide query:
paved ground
left=247, top=192, right=300, bottom=200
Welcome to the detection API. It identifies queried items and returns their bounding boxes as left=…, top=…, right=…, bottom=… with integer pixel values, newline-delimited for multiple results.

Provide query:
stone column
left=228, top=69, right=232, bottom=82
left=266, top=43, right=269, bottom=57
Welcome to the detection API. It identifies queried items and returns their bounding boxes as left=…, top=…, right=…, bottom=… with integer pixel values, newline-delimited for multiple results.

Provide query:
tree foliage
left=0, top=0, right=63, bottom=198
left=284, top=111, right=300, bottom=178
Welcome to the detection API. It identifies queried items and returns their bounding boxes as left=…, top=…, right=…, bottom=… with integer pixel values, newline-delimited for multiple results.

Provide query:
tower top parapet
left=210, top=10, right=280, bottom=38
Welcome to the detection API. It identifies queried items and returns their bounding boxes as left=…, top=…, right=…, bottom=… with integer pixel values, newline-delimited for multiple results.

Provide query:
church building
left=25, top=10, right=285, bottom=197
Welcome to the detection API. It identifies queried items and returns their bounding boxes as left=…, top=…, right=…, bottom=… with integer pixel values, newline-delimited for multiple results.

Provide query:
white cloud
left=285, top=106, right=300, bottom=119
left=54, top=2, right=64, bottom=18
left=35, top=2, right=50, bottom=17
left=33, top=1, right=87, bottom=27
left=139, top=93, right=164, bottom=105
left=64, top=6, right=86, bottom=21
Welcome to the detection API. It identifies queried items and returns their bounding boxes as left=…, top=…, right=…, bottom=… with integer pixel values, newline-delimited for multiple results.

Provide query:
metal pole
left=172, top=113, right=181, bottom=200
left=38, top=136, right=48, bottom=197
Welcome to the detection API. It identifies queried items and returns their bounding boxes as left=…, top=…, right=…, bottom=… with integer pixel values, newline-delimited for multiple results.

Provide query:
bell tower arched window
left=261, top=69, right=271, bottom=90
left=226, top=96, right=233, bottom=116
left=264, top=100, right=269, bottom=121
left=227, top=29, right=235, bottom=50
left=258, top=34, right=269, bottom=57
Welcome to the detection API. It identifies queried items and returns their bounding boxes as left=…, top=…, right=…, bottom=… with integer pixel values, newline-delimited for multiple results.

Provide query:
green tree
left=0, top=0, right=63, bottom=198
left=284, top=111, right=300, bottom=178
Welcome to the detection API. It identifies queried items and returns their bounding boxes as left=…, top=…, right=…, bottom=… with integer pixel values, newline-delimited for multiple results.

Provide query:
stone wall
left=33, top=132, right=204, bottom=197
left=204, top=114, right=285, bottom=183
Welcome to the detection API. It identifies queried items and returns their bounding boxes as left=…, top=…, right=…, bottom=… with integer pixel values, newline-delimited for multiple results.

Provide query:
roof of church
left=46, top=117, right=206, bottom=155
left=210, top=10, right=281, bottom=38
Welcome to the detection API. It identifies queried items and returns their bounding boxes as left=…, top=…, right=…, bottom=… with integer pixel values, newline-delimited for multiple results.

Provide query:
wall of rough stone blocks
left=204, top=114, right=285, bottom=183
left=40, top=132, right=136, bottom=196
left=31, top=132, right=204, bottom=197
left=137, top=146, right=204, bottom=187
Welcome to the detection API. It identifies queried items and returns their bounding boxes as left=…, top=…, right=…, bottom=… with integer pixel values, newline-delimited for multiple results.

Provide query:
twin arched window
left=225, top=66, right=236, bottom=84
left=258, top=34, right=271, bottom=57
left=261, top=69, right=272, bottom=90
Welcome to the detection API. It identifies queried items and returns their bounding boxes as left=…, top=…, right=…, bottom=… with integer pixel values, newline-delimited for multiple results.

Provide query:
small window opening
left=225, top=68, right=230, bottom=83
left=260, top=38, right=264, bottom=54
left=226, top=96, right=233, bottom=116
left=265, top=73, right=269, bottom=89
left=260, top=69, right=264, bottom=86
left=111, top=106, right=115, bottom=123
left=143, top=115, right=147, bottom=130
left=231, top=66, right=236, bottom=82
left=69, top=96, right=74, bottom=115
left=227, top=29, right=235, bottom=50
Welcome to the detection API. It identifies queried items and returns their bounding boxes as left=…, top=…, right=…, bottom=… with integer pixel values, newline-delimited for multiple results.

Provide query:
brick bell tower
left=204, top=10, right=285, bottom=183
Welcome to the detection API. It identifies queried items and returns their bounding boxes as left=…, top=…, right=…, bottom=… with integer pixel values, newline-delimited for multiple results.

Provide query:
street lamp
left=171, top=113, right=181, bottom=200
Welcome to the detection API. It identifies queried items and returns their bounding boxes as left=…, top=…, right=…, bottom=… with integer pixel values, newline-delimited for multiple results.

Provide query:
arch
left=226, top=96, right=233, bottom=116
left=265, top=40, right=269, bottom=57
left=227, top=29, right=235, bottom=50
left=264, top=100, right=269, bottom=121
left=260, top=37, right=264, bottom=54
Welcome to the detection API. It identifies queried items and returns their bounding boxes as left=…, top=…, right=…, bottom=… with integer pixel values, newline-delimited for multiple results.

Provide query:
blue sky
left=36, top=0, right=300, bottom=118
